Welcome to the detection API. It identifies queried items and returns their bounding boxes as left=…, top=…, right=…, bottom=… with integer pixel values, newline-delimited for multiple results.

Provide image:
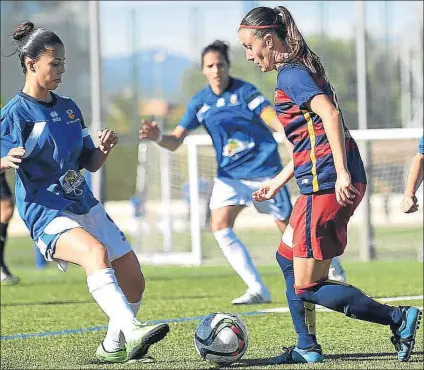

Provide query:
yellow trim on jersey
left=304, top=110, right=319, bottom=192
left=259, top=106, right=278, bottom=126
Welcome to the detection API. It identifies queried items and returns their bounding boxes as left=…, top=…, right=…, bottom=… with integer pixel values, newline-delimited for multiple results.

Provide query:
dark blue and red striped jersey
left=274, top=63, right=367, bottom=194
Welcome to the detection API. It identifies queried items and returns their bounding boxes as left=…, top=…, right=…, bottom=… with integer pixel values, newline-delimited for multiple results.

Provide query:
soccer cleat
left=0, top=267, right=20, bottom=286
left=125, top=322, right=170, bottom=360
left=267, top=344, right=324, bottom=364
left=328, top=257, right=347, bottom=282
left=231, top=289, right=272, bottom=305
left=390, top=306, right=422, bottom=362
left=95, top=343, right=127, bottom=363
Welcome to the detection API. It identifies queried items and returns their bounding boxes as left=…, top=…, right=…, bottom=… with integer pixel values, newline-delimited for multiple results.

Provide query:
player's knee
left=294, top=278, right=327, bottom=302
left=213, top=227, right=236, bottom=248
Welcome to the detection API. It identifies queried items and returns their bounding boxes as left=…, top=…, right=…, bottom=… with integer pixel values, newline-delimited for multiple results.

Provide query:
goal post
left=133, top=127, right=423, bottom=266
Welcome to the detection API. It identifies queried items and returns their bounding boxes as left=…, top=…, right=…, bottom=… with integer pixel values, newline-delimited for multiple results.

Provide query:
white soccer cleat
left=231, top=289, right=272, bottom=305
left=328, top=257, right=347, bottom=282
left=1, top=267, right=20, bottom=286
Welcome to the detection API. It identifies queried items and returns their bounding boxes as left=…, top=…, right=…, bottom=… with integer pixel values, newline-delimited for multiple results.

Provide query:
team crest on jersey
left=62, top=170, right=84, bottom=196
left=66, top=109, right=80, bottom=124
left=222, top=138, right=255, bottom=157
left=228, top=94, right=240, bottom=106
left=50, top=111, right=61, bottom=122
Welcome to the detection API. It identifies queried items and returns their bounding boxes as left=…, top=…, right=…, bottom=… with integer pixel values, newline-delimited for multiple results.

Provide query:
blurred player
left=239, top=5, right=422, bottom=363
left=401, top=136, right=423, bottom=214
left=0, top=172, right=19, bottom=285
left=140, top=40, right=293, bottom=305
left=1, top=21, right=169, bottom=363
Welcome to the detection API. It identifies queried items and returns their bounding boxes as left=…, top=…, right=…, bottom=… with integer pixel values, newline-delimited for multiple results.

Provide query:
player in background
left=401, top=136, right=423, bottom=214
left=0, top=21, right=169, bottom=363
left=141, top=40, right=294, bottom=306
left=0, top=173, right=19, bottom=285
left=239, top=5, right=422, bottom=363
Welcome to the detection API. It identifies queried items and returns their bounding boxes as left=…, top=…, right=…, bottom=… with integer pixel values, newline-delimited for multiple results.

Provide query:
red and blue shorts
left=278, top=183, right=366, bottom=260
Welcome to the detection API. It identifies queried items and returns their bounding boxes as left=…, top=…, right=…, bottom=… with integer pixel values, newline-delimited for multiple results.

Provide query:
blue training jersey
left=1, top=92, right=98, bottom=241
left=418, top=136, right=424, bottom=155
left=178, top=77, right=282, bottom=179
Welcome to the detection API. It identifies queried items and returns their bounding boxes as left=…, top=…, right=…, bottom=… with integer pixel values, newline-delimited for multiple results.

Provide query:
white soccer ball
left=194, top=312, right=248, bottom=366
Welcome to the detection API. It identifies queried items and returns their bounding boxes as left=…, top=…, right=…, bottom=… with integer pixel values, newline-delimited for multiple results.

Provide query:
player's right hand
left=252, top=179, right=281, bottom=202
left=139, top=119, right=161, bottom=142
left=401, top=194, right=419, bottom=214
left=0, top=147, right=26, bottom=171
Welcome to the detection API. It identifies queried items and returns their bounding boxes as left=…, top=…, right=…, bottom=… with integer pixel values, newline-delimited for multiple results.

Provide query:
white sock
left=87, top=268, right=140, bottom=340
left=103, top=298, right=143, bottom=352
left=214, top=227, right=266, bottom=293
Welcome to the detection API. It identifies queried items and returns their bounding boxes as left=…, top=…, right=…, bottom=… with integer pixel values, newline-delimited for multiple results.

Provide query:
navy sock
left=0, top=222, right=8, bottom=269
left=276, top=252, right=317, bottom=349
left=296, top=280, right=403, bottom=327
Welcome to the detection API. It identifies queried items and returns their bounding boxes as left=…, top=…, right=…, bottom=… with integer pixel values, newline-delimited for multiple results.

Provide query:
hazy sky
left=99, top=1, right=422, bottom=59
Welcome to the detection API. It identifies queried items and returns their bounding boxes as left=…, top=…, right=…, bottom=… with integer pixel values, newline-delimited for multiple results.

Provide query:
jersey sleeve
left=277, top=66, right=324, bottom=108
left=178, top=95, right=202, bottom=130
left=72, top=102, right=96, bottom=167
left=243, top=83, right=272, bottom=117
left=418, top=136, right=424, bottom=155
left=0, top=114, right=23, bottom=158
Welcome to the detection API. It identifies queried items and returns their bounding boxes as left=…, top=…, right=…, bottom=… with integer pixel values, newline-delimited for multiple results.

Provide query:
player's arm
left=139, top=120, right=189, bottom=152
left=139, top=96, right=200, bottom=151
left=401, top=138, right=424, bottom=213
left=0, top=116, right=25, bottom=173
left=80, top=129, right=118, bottom=172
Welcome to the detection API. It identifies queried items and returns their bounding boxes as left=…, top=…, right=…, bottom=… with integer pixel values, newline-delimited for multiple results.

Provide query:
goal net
left=132, top=128, right=423, bottom=265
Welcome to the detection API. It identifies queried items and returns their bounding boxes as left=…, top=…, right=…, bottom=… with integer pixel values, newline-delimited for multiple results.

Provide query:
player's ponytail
left=7, top=21, right=63, bottom=74
left=239, top=6, right=325, bottom=77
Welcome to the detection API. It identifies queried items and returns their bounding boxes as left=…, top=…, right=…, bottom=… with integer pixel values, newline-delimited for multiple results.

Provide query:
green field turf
left=1, top=237, right=423, bottom=369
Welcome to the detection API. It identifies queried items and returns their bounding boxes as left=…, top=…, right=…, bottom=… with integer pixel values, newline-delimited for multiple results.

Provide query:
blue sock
left=276, top=252, right=317, bottom=349
left=296, top=280, right=403, bottom=327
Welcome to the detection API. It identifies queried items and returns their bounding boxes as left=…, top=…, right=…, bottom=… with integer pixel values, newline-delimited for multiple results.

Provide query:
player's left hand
left=97, top=129, right=118, bottom=155
left=252, top=179, right=281, bottom=202
left=401, top=194, right=419, bottom=214
left=335, top=170, right=360, bottom=207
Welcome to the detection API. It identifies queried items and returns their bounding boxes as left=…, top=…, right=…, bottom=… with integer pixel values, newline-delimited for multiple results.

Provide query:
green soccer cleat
left=125, top=322, right=170, bottom=360
left=95, top=343, right=127, bottom=363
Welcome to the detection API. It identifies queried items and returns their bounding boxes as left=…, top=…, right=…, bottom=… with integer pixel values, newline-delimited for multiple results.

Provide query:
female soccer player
left=140, top=40, right=293, bottom=305
left=401, top=136, right=423, bottom=214
left=0, top=21, right=169, bottom=363
left=238, top=6, right=421, bottom=363
left=0, top=173, right=19, bottom=285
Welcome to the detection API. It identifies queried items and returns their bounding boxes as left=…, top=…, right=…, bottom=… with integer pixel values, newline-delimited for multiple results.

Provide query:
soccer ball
left=194, top=312, right=248, bottom=366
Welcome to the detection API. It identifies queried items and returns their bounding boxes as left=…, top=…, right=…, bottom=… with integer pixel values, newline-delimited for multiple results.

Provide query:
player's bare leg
left=54, top=228, right=169, bottom=363
left=211, top=205, right=271, bottom=304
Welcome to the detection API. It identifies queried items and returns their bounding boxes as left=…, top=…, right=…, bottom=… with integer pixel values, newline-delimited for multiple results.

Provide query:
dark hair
left=9, top=21, right=63, bottom=74
left=240, top=6, right=325, bottom=77
left=201, top=40, right=230, bottom=68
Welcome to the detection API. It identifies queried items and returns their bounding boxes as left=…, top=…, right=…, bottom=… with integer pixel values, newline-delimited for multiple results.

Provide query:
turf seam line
left=1, top=295, right=422, bottom=341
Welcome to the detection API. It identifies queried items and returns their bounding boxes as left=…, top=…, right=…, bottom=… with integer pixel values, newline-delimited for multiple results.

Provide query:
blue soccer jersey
left=418, top=136, right=424, bottom=155
left=178, top=78, right=283, bottom=179
left=1, top=92, right=98, bottom=241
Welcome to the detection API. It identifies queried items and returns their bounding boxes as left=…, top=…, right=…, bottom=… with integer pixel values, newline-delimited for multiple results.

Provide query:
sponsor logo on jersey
left=62, top=170, right=84, bottom=196
left=222, top=138, right=255, bottom=157
left=50, top=111, right=61, bottom=122
left=216, top=97, right=225, bottom=108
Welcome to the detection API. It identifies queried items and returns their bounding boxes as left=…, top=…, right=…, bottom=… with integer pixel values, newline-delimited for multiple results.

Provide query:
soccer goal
left=132, top=127, right=423, bottom=266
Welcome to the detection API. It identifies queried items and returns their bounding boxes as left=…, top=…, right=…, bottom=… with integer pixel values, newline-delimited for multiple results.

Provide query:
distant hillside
left=102, top=48, right=192, bottom=103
